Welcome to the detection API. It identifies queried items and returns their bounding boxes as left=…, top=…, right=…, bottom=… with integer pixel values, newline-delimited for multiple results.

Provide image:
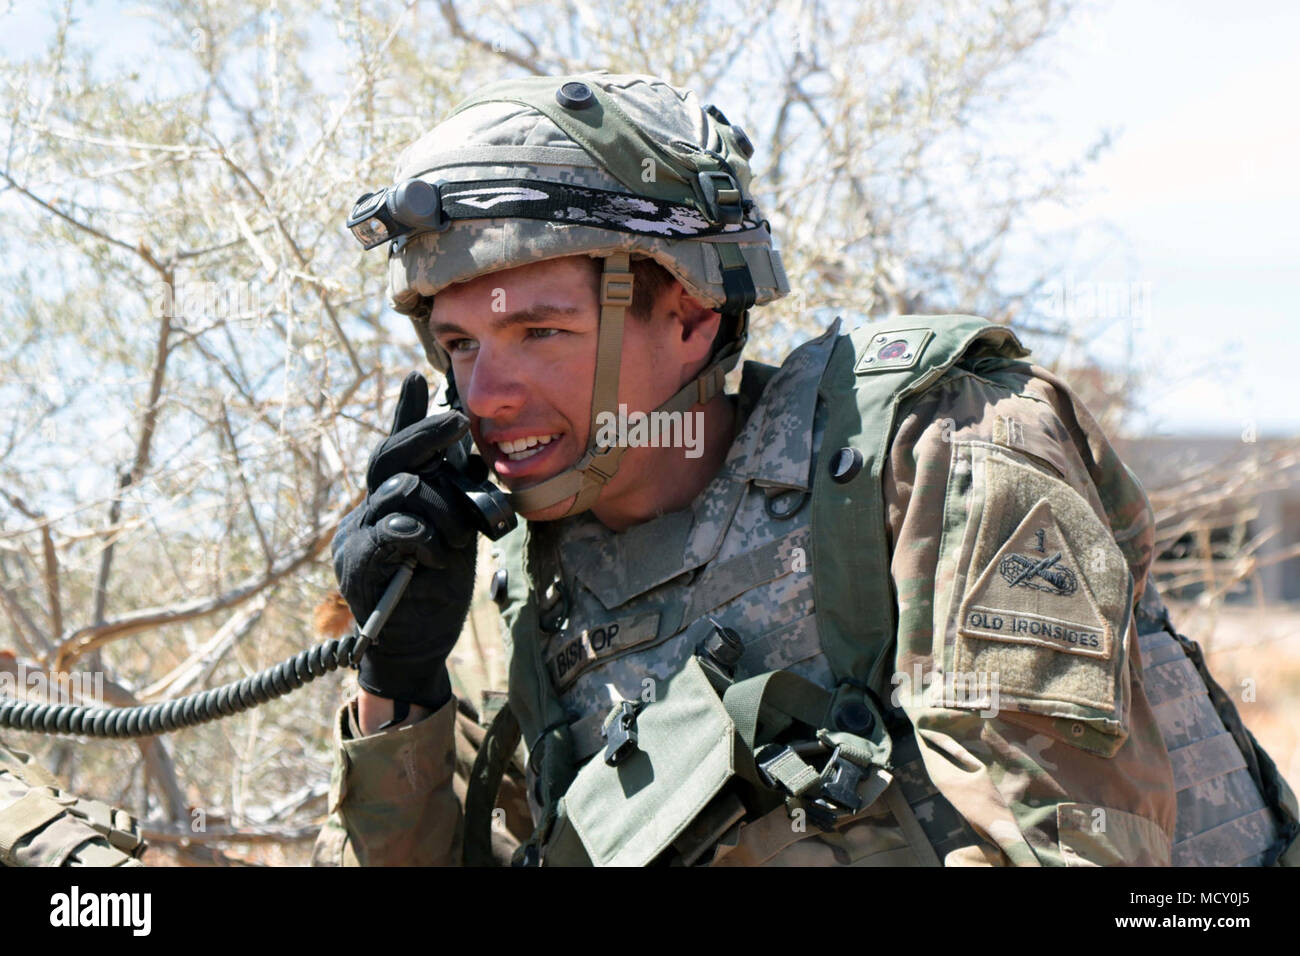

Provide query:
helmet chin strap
left=506, top=253, right=749, bottom=519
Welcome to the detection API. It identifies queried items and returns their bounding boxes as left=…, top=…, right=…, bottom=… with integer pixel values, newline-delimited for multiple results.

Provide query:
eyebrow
left=430, top=304, right=586, bottom=338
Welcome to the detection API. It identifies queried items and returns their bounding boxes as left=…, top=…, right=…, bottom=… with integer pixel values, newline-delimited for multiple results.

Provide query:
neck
left=590, top=392, right=737, bottom=533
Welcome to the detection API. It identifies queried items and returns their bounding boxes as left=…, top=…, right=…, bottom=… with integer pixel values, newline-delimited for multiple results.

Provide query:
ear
left=660, top=281, right=722, bottom=365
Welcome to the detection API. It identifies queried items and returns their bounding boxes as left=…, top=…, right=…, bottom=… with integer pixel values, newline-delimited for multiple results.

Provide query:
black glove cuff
left=357, top=658, right=453, bottom=712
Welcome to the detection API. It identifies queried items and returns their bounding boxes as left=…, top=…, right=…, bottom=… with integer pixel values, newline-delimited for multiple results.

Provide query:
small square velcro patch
left=958, top=499, right=1111, bottom=660
left=854, top=327, right=934, bottom=374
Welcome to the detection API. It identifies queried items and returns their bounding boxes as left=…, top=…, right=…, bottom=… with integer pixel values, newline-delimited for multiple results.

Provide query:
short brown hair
left=589, top=255, right=731, bottom=360
left=415, top=255, right=679, bottom=329
left=584, top=255, right=678, bottom=320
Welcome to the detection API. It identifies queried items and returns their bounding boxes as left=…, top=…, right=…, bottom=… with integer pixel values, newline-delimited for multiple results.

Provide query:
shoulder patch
left=941, top=442, right=1135, bottom=724
left=958, top=499, right=1111, bottom=660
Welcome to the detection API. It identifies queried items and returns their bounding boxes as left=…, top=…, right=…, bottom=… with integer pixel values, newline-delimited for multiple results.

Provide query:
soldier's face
left=430, top=256, right=691, bottom=523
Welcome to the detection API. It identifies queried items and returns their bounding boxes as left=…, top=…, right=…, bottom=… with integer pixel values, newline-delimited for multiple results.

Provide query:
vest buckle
left=601, top=700, right=641, bottom=767
left=818, top=746, right=866, bottom=813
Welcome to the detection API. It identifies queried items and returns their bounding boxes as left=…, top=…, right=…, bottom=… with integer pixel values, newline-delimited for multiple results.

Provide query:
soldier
left=0, top=738, right=145, bottom=867
left=314, top=72, right=1298, bottom=866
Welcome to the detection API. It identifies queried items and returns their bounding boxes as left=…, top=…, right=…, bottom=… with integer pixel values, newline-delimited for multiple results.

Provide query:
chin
left=516, top=494, right=580, bottom=524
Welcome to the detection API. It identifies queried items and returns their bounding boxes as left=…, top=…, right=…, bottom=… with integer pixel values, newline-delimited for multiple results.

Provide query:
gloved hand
left=332, top=372, right=479, bottom=712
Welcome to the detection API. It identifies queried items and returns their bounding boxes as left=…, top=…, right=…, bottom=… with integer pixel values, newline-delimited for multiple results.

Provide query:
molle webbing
left=493, top=522, right=579, bottom=862
left=0, top=749, right=144, bottom=867
left=1135, top=591, right=1300, bottom=866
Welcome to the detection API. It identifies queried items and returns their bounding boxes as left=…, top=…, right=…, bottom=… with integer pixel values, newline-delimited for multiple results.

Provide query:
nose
left=458, top=345, right=526, bottom=424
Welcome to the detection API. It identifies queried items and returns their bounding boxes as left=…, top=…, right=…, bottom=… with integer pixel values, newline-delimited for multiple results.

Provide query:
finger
left=367, top=412, right=469, bottom=489
left=389, top=371, right=429, bottom=436
left=373, top=513, right=446, bottom=570
left=365, top=473, right=478, bottom=550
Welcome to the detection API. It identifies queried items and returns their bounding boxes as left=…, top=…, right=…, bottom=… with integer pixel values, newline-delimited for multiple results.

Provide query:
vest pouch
left=556, top=656, right=737, bottom=867
left=538, top=805, right=592, bottom=866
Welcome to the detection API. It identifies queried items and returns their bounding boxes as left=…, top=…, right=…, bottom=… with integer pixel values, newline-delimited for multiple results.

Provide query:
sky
left=1017, top=0, right=1300, bottom=437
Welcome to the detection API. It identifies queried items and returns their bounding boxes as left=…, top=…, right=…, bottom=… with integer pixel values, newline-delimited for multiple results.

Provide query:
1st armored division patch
left=958, top=499, right=1112, bottom=660
left=944, top=442, right=1132, bottom=721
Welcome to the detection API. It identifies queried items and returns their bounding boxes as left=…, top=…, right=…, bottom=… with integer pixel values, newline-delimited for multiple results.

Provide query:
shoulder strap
left=805, top=315, right=1026, bottom=866
left=466, top=522, right=578, bottom=866
left=463, top=703, right=522, bottom=867
left=810, top=315, right=1026, bottom=694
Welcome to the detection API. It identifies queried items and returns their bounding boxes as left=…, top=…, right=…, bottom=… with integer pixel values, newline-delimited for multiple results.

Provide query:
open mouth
left=495, top=432, right=561, bottom=461
left=486, top=431, right=566, bottom=481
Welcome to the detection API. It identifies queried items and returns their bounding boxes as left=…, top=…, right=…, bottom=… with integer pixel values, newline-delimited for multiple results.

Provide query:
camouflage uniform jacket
left=314, top=318, right=1176, bottom=866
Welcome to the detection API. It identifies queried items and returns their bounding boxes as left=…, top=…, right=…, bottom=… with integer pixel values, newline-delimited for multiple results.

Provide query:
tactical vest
left=467, top=315, right=1299, bottom=867
left=1133, top=587, right=1299, bottom=865
left=0, top=741, right=145, bottom=867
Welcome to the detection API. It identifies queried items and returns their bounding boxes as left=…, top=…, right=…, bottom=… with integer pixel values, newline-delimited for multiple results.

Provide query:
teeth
left=497, top=434, right=558, bottom=456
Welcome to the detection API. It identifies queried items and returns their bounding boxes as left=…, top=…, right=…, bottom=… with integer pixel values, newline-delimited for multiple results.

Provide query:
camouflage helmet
left=361, top=72, right=790, bottom=516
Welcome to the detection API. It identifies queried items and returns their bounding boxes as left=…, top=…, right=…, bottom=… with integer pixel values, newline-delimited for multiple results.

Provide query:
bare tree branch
left=54, top=491, right=360, bottom=670
left=436, top=0, right=549, bottom=74
left=218, top=401, right=273, bottom=570
left=0, top=564, right=53, bottom=659
left=138, top=592, right=270, bottom=701
left=0, top=493, right=62, bottom=641
left=90, top=288, right=174, bottom=625
left=0, top=169, right=149, bottom=259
